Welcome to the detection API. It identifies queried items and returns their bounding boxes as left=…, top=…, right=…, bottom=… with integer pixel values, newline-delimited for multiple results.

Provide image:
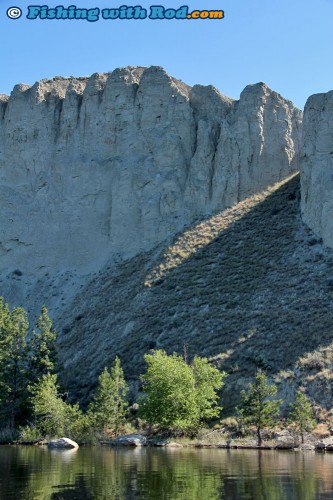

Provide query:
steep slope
left=56, top=174, right=333, bottom=412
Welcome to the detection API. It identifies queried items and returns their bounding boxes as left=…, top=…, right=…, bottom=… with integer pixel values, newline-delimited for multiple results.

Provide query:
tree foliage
left=140, top=350, right=226, bottom=432
left=289, top=391, right=315, bottom=443
left=238, top=370, right=281, bottom=446
left=29, top=306, right=57, bottom=383
left=88, top=357, right=128, bottom=436
left=0, top=299, right=61, bottom=431
left=192, top=356, right=226, bottom=423
left=29, top=373, right=68, bottom=437
left=28, top=373, right=87, bottom=439
left=0, top=300, right=28, bottom=428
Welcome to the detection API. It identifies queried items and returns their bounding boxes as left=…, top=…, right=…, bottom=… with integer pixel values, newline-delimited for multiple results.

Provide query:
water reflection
left=0, top=445, right=333, bottom=499
left=49, top=448, right=78, bottom=463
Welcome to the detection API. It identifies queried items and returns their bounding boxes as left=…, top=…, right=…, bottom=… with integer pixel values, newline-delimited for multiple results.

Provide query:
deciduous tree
left=140, top=350, right=226, bottom=433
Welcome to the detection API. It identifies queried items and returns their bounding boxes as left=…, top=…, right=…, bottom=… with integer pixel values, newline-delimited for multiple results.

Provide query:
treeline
left=0, top=299, right=57, bottom=433
left=0, top=299, right=316, bottom=445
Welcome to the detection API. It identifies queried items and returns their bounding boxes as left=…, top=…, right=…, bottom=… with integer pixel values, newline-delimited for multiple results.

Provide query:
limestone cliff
left=0, top=66, right=301, bottom=280
left=301, top=91, right=333, bottom=247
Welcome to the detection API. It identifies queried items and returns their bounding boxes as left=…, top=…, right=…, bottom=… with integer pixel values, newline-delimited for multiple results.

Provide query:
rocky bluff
left=0, top=66, right=302, bottom=279
left=301, top=91, right=333, bottom=248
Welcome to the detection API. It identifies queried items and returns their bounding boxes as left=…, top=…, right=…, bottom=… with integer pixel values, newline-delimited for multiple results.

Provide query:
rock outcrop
left=301, top=91, right=333, bottom=247
left=0, top=66, right=301, bottom=282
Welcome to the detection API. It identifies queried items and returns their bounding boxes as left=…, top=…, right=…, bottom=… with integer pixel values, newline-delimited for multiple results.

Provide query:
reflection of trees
left=51, top=475, right=93, bottom=499
left=219, top=450, right=322, bottom=500
left=0, top=446, right=33, bottom=499
left=2, top=446, right=333, bottom=499
left=132, top=449, right=223, bottom=500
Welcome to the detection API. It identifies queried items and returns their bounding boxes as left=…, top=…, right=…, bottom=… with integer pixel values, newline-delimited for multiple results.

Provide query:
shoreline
left=4, top=440, right=331, bottom=452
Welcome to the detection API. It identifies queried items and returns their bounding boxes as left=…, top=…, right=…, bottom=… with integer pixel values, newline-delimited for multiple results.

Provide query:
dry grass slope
left=58, top=174, right=333, bottom=413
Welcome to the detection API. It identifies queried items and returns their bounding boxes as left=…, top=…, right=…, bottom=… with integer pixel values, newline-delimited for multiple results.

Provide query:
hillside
left=56, top=173, right=333, bottom=413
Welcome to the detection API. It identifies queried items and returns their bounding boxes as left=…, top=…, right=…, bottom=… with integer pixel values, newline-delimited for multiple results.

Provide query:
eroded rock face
left=0, top=66, right=301, bottom=280
left=301, top=91, right=333, bottom=247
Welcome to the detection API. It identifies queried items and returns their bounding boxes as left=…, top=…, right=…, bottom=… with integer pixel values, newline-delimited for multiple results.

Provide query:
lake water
left=0, top=445, right=333, bottom=499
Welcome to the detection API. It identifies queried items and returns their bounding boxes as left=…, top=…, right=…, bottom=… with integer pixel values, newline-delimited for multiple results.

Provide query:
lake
left=0, top=445, right=332, bottom=499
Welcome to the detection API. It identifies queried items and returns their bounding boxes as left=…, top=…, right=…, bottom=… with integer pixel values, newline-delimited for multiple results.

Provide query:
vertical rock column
left=301, top=91, right=333, bottom=247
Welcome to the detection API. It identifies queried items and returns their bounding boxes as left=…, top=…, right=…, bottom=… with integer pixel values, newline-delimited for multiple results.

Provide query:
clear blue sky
left=1, top=0, right=333, bottom=110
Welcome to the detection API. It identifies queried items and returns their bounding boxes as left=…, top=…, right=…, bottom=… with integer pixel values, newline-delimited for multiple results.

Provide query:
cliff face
left=0, top=67, right=309, bottom=407
left=0, top=66, right=302, bottom=279
left=301, top=91, right=333, bottom=247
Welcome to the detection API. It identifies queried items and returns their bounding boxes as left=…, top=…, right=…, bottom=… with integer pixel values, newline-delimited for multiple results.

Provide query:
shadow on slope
left=58, top=174, right=333, bottom=411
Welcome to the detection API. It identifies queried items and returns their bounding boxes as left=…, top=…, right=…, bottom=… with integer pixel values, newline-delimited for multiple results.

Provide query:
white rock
left=47, top=437, right=79, bottom=449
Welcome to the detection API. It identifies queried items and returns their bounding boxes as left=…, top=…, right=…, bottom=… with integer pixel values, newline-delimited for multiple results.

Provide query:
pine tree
left=289, top=391, right=315, bottom=444
left=238, top=370, right=282, bottom=446
left=88, top=357, right=128, bottom=436
left=29, top=306, right=57, bottom=382
left=28, top=372, right=85, bottom=439
left=29, top=373, right=67, bottom=437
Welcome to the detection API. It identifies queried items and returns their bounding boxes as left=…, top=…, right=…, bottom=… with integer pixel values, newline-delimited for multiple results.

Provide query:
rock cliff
left=0, top=67, right=308, bottom=406
left=0, top=66, right=301, bottom=281
left=301, top=91, right=333, bottom=247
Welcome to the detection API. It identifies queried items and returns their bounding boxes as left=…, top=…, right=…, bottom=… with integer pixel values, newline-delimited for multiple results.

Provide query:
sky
left=1, top=0, right=333, bottom=110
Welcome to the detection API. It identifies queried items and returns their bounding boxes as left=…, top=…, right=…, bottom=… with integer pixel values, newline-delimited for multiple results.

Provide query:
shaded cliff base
left=36, top=173, right=332, bottom=414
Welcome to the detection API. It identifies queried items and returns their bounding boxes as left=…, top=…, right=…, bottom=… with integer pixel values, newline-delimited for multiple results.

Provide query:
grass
left=57, top=173, right=333, bottom=413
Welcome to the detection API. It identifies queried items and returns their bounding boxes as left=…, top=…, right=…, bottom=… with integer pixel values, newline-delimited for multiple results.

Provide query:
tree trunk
left=257, top=426, right=262, bottom=447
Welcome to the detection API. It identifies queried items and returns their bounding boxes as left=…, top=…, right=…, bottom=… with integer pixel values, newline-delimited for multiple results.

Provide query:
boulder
left=110, top=434, right=147, bottom=446
left=48, top=437, right=79, bottom=449
left=315, top=436, right=333, bottom=450
left=274, top=441, right=295, bottom=450
left=274, top=432, right=296, bottom=449
left=297, top=444, right=315, bottom=451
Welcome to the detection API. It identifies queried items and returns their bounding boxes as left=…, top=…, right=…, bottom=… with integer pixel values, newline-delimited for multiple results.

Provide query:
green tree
left=25, top=373, right=90, bottom=442
left=0, top=301, right=29, bottom=429
left=140, top=350, right=225, bottom=433
left=88, top=357, right=128, bottom=436
left=192, top=356, right=226, bottom=423
left=238, top=370, right=281, bottom=446
left=289, top=390, right=315, bottom=444
left=29, top=306, right=57, bottom=382
left=29, top=373, right=67, bottom=437
left=0, top=297, right=11, bottom=404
